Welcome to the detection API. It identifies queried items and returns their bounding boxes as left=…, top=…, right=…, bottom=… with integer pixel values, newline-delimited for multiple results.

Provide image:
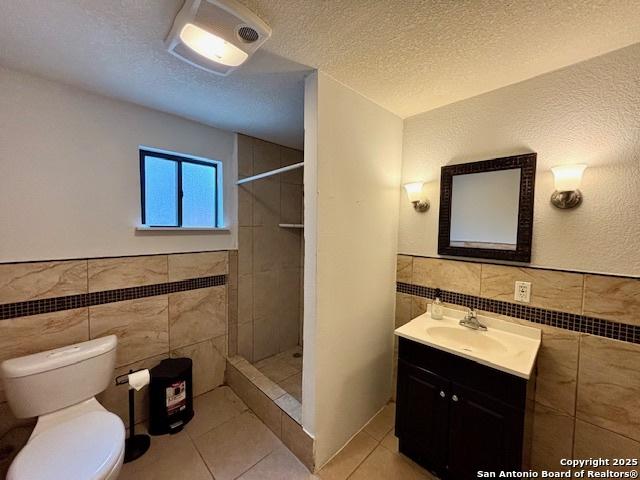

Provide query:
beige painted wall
left=0, top=67, right=238, bottom=262
left=305, top=72, right=403, bottom=466
left=399, top=43, right=640, bottom=276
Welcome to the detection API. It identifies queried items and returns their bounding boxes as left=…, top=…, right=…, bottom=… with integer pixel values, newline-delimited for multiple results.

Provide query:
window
left=140, top=148, right=222, bottom=228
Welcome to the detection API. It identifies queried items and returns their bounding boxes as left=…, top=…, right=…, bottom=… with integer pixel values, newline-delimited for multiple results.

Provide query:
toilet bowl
left=0, top=336, right=126, bottom=480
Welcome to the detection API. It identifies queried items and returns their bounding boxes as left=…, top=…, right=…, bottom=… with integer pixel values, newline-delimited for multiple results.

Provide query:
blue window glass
left=182, top=162, right=216, bottom=227
left=144, top=156, right=178, bottom=226
left=141, top=149, right=219, bottom=228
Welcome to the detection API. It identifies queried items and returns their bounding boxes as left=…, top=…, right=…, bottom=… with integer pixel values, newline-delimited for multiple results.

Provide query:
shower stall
left=234, top=134, right=304, bottom=421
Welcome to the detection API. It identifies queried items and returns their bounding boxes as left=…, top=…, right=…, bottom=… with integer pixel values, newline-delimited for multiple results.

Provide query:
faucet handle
left=466, top=307, right=477, bottom=319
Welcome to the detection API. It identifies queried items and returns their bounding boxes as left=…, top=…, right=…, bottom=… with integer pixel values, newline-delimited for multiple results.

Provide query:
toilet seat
left=8, top=411, right=125, bottom=480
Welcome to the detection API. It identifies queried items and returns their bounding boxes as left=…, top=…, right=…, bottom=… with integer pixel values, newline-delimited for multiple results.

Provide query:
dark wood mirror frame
left=438, top=153, right=537, bottom=263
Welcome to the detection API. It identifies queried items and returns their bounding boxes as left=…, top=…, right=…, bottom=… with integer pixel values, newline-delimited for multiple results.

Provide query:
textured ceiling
left=238, top=0, right=640, bottom=119
left=1, top=1, right=640, bottom=148
left=0, top=1, right=309, bottom=148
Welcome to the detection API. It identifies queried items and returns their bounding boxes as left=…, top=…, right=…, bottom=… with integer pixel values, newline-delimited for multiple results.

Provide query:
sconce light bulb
left=551, top=164, right=587, bottom=209
left=551, top=164, right=587, bottom=192
left=403, top=182, right=429, bottom=212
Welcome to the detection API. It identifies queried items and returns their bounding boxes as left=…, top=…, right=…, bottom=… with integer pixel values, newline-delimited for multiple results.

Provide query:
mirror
left=438, top=153, right=536, bottom=263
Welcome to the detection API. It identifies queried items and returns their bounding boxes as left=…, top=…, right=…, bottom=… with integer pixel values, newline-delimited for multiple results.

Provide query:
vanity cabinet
left=396, top=337, right=534, bottom=479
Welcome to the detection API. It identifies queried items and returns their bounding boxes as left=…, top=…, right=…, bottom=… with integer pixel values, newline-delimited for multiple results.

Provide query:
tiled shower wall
left=395, top=255, right=640, bottom=471
left=236, top=134, right=304, bottom=362
left=0, top=251, right=230, bottom=474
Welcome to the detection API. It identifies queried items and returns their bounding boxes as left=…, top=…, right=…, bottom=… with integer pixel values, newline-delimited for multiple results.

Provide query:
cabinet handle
left=452, top=394, right=459, bottom=402
left=439, top=391, right=446, bottom=398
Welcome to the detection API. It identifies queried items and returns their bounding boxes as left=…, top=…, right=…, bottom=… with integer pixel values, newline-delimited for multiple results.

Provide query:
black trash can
left=148, top=357, right=194, bottom=435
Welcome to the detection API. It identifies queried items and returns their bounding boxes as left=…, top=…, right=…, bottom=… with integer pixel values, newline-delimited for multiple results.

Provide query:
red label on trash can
left=166, top=381, right=186, bottom=415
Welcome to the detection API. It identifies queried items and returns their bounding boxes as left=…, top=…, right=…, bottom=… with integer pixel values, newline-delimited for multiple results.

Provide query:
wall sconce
left=550, top=164, right=587, bottom=209
left=404, top=182, right=430, bottom=212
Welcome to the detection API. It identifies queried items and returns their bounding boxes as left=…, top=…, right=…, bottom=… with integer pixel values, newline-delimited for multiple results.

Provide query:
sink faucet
left=459, top=308, right=487, bottom=331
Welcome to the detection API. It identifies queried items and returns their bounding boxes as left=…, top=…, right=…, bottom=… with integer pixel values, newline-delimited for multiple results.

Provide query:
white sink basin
left=425, top=326, right=510, bottom=357
left=395, top=306, right=541, bottom=379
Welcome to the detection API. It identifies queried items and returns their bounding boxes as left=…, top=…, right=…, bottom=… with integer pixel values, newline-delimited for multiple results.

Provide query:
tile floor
left=119, top=386, right=434, bottom=480
left=317, top=403, right=436, bottom=480
left=119, top=386, right=314, bottom=480
left=254, top=346, right=303, bottom=402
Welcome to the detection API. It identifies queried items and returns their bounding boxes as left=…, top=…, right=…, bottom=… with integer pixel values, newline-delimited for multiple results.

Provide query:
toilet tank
left=0, top=336, right=117, bottom=418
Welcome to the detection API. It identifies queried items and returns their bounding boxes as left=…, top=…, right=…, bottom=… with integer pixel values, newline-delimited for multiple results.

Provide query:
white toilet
left=1, top=335, right=125, bottom=480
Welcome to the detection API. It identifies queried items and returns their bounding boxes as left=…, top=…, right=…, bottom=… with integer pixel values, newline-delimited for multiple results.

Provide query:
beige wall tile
left=97, top=353, right=168, bottom=425
left=282, top=412, right=315, bottom=471
left=238, top=227, right=253, bottom=276
left=228, top=321, right=238, bottom=358
left=171, top=337, right=225, bottom=397
left=412, top=257, right=481, bottom=295
left=253, top=178, right=280, bottom=227
left=248, top=388, right=283, bottom=438
left=169, top=286, right=226, bottom=349
left=237, top=134, right=254, bottom=177
left=226, top=362, right=259, bottom=408
left=576, top=334, right=640, bottom=441
left=530, top=403, right=574, bottom=473
left=168, top=251, right=228, bottom=281
left=583, top=275, right=640, bottom=325
left=279, top=228, right=304, bottom=270
left=253, top=226, right=281, bottom=273
left=89, top=296, right=169, bottom=367
left=238, top=323, right=254, bottom=362
left=535, top=327, right=580, bottom=416
left=481, top=264, right=584, bottom=314
left=0, top=308, right=89, bottom=364
left=253, top=138, right=281, bottom=174
left=228, top=250, right=238, bottom=289
left=280, top=147, right=303, bottom=185
left=0, top=260, right=87, bottom=303
left=278, top=269, right=301, bottom=350
left=411, top=296, right=430, bottom=318
left=396, top=255, right=413, bottom=284
left=574, top=420, right=640, bottom=472
left=253, top=270, right=280, bottom=321
left=228, top=286, right=238, bottom=324
left=88, top=255, right=167, bottom=292
left=238, top=183, right=253, bottom=227
left=395, top=293, right=412, bottom=328
left=281, top=183, right=303, bottom=225
left=238, top=274, right=253, bottom=325
left=254, top=318, right=280, bottom=361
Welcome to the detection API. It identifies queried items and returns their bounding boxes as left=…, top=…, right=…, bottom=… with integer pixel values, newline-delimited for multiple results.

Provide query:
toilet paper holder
left=115, top=368, right=148, bottom=387
left=115, top=368, right=151, bottom=463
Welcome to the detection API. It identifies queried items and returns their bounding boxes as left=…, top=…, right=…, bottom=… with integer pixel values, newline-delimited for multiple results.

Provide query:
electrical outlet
left=514, top=281, right=532, bottom=303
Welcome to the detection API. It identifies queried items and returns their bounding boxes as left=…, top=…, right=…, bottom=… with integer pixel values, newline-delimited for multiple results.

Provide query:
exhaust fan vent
left=237, top=25, right=259, bottom=43
left=165, top=0, right=272, bottom=76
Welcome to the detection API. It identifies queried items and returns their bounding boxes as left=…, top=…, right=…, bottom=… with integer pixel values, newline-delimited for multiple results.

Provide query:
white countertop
left=394, top=306, right=541, bottom=379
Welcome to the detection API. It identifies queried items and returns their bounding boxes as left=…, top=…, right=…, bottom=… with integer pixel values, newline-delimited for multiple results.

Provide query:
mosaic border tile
left=0, top=275, right=227, bottom=320
left=397, top=282, right=640, bottom=345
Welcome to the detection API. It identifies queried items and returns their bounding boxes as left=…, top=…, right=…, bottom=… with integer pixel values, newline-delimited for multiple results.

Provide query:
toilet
left=1, top=335, right=125, bottom=480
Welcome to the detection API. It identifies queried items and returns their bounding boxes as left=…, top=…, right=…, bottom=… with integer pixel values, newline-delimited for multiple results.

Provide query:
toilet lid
left=8, top=411, right=125, bottom=480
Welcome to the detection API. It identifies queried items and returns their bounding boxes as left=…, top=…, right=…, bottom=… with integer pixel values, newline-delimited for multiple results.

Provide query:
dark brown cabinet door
left=396, top=360, right=450, bottom=477
left=447, top=383, right=523, bottom=479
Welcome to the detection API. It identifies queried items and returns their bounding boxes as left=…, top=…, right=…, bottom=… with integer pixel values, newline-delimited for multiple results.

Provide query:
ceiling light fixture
left=166, top=0, right=271, bottom=76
